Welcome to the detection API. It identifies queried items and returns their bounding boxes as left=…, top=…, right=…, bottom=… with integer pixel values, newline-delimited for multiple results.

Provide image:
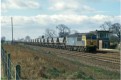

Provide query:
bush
left=47, top=67, right=60, bottom=78
left=110, top=43, right=118, bottom=49
left=74, top=71, right=95, bottom=80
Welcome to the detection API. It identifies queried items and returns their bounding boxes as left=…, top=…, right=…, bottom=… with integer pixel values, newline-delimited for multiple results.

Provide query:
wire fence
left=1, top=47, right=21, bottom=80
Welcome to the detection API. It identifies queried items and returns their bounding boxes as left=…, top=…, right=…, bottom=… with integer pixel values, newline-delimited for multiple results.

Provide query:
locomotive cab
left=84, top=34, right=97, bottom=51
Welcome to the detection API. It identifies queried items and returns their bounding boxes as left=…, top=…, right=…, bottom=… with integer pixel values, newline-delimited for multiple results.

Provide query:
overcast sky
left=1, top=0, right=121, bottom=40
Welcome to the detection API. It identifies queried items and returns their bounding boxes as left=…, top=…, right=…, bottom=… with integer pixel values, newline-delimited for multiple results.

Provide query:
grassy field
left=2, top=44, right=120, bottom=80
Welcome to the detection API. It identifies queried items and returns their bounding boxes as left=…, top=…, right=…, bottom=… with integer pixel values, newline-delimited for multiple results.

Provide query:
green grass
left=92, top=67, right=120, bottom=79
left=46, top=67, right=65, bottom=79
left=1, top=77, right=7, bottom=80
left=79, top=65, right=120, bottom=80
left=73, top=71, right=95, bottom=80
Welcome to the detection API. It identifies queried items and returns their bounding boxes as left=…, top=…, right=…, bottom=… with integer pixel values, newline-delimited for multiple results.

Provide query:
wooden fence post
left=1, top=48, right=3, bottom=61
left=7, top=53, right=11, bottom=80
left=1, top=48, right=4, bottom=65
left=15, top=65, right=21, bottom=80
left=1, top=48, right=6, bottom=77
left=4, top=51, right=8, bottom=77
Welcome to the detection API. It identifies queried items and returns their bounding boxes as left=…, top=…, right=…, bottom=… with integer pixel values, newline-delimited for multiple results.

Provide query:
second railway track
left=40, top=47, right=120, bottom=64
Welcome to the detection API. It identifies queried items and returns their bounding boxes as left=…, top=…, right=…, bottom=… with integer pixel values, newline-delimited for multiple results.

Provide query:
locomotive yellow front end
left=85, top=34, right=97, bottom=51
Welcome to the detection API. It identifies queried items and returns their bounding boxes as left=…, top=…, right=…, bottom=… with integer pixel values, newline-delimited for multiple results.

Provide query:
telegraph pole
left=11, top=17, right=13, bottom=44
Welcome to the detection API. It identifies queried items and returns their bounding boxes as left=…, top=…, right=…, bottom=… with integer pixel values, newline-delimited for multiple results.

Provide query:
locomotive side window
left=77, top=37, right=82, bottom=41
left=86, top=35, right=96, bottom=39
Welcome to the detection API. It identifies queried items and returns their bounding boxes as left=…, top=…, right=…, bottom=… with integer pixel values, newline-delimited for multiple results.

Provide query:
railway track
left=66, top=52, right=120, bottom=63
left=41, top=47, right=120, bottom=64
left=20, top=44, right=120, bottom=65
left=69, top=53, right=119, bottom=64
left=94, top=54, right=120, bottom=59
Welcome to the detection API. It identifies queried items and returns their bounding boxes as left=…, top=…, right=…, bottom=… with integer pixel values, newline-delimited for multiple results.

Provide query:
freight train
left=22, top=33, right=97, bottom=52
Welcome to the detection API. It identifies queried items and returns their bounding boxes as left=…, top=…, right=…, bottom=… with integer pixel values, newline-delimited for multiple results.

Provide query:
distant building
left=96, top=30, right=110, bottom=49
left=90, top=30, right=111, bottom=49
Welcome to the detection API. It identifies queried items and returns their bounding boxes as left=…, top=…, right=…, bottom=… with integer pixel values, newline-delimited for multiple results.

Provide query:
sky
left=1, top=0, right=121, bottom=40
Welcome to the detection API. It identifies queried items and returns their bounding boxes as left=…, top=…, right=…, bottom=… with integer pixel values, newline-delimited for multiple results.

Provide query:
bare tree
left=45, top=28, right=56, bottom=38
left=110, top=23, right=121, bottom=42
left=100, top=21, right=112, bottom=31
left=56, top=24, right=70, bottom=37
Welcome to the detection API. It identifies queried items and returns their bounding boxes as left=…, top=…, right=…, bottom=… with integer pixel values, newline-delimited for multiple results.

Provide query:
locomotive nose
left=90, top=41, right=93, bottom=45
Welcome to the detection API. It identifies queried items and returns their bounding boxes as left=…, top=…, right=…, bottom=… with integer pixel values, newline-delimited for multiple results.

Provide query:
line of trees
left=44, top=24, right=71, bottom=38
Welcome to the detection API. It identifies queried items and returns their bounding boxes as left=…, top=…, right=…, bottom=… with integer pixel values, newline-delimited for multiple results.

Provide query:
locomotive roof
left=67, top=33, right=95, bottom=37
